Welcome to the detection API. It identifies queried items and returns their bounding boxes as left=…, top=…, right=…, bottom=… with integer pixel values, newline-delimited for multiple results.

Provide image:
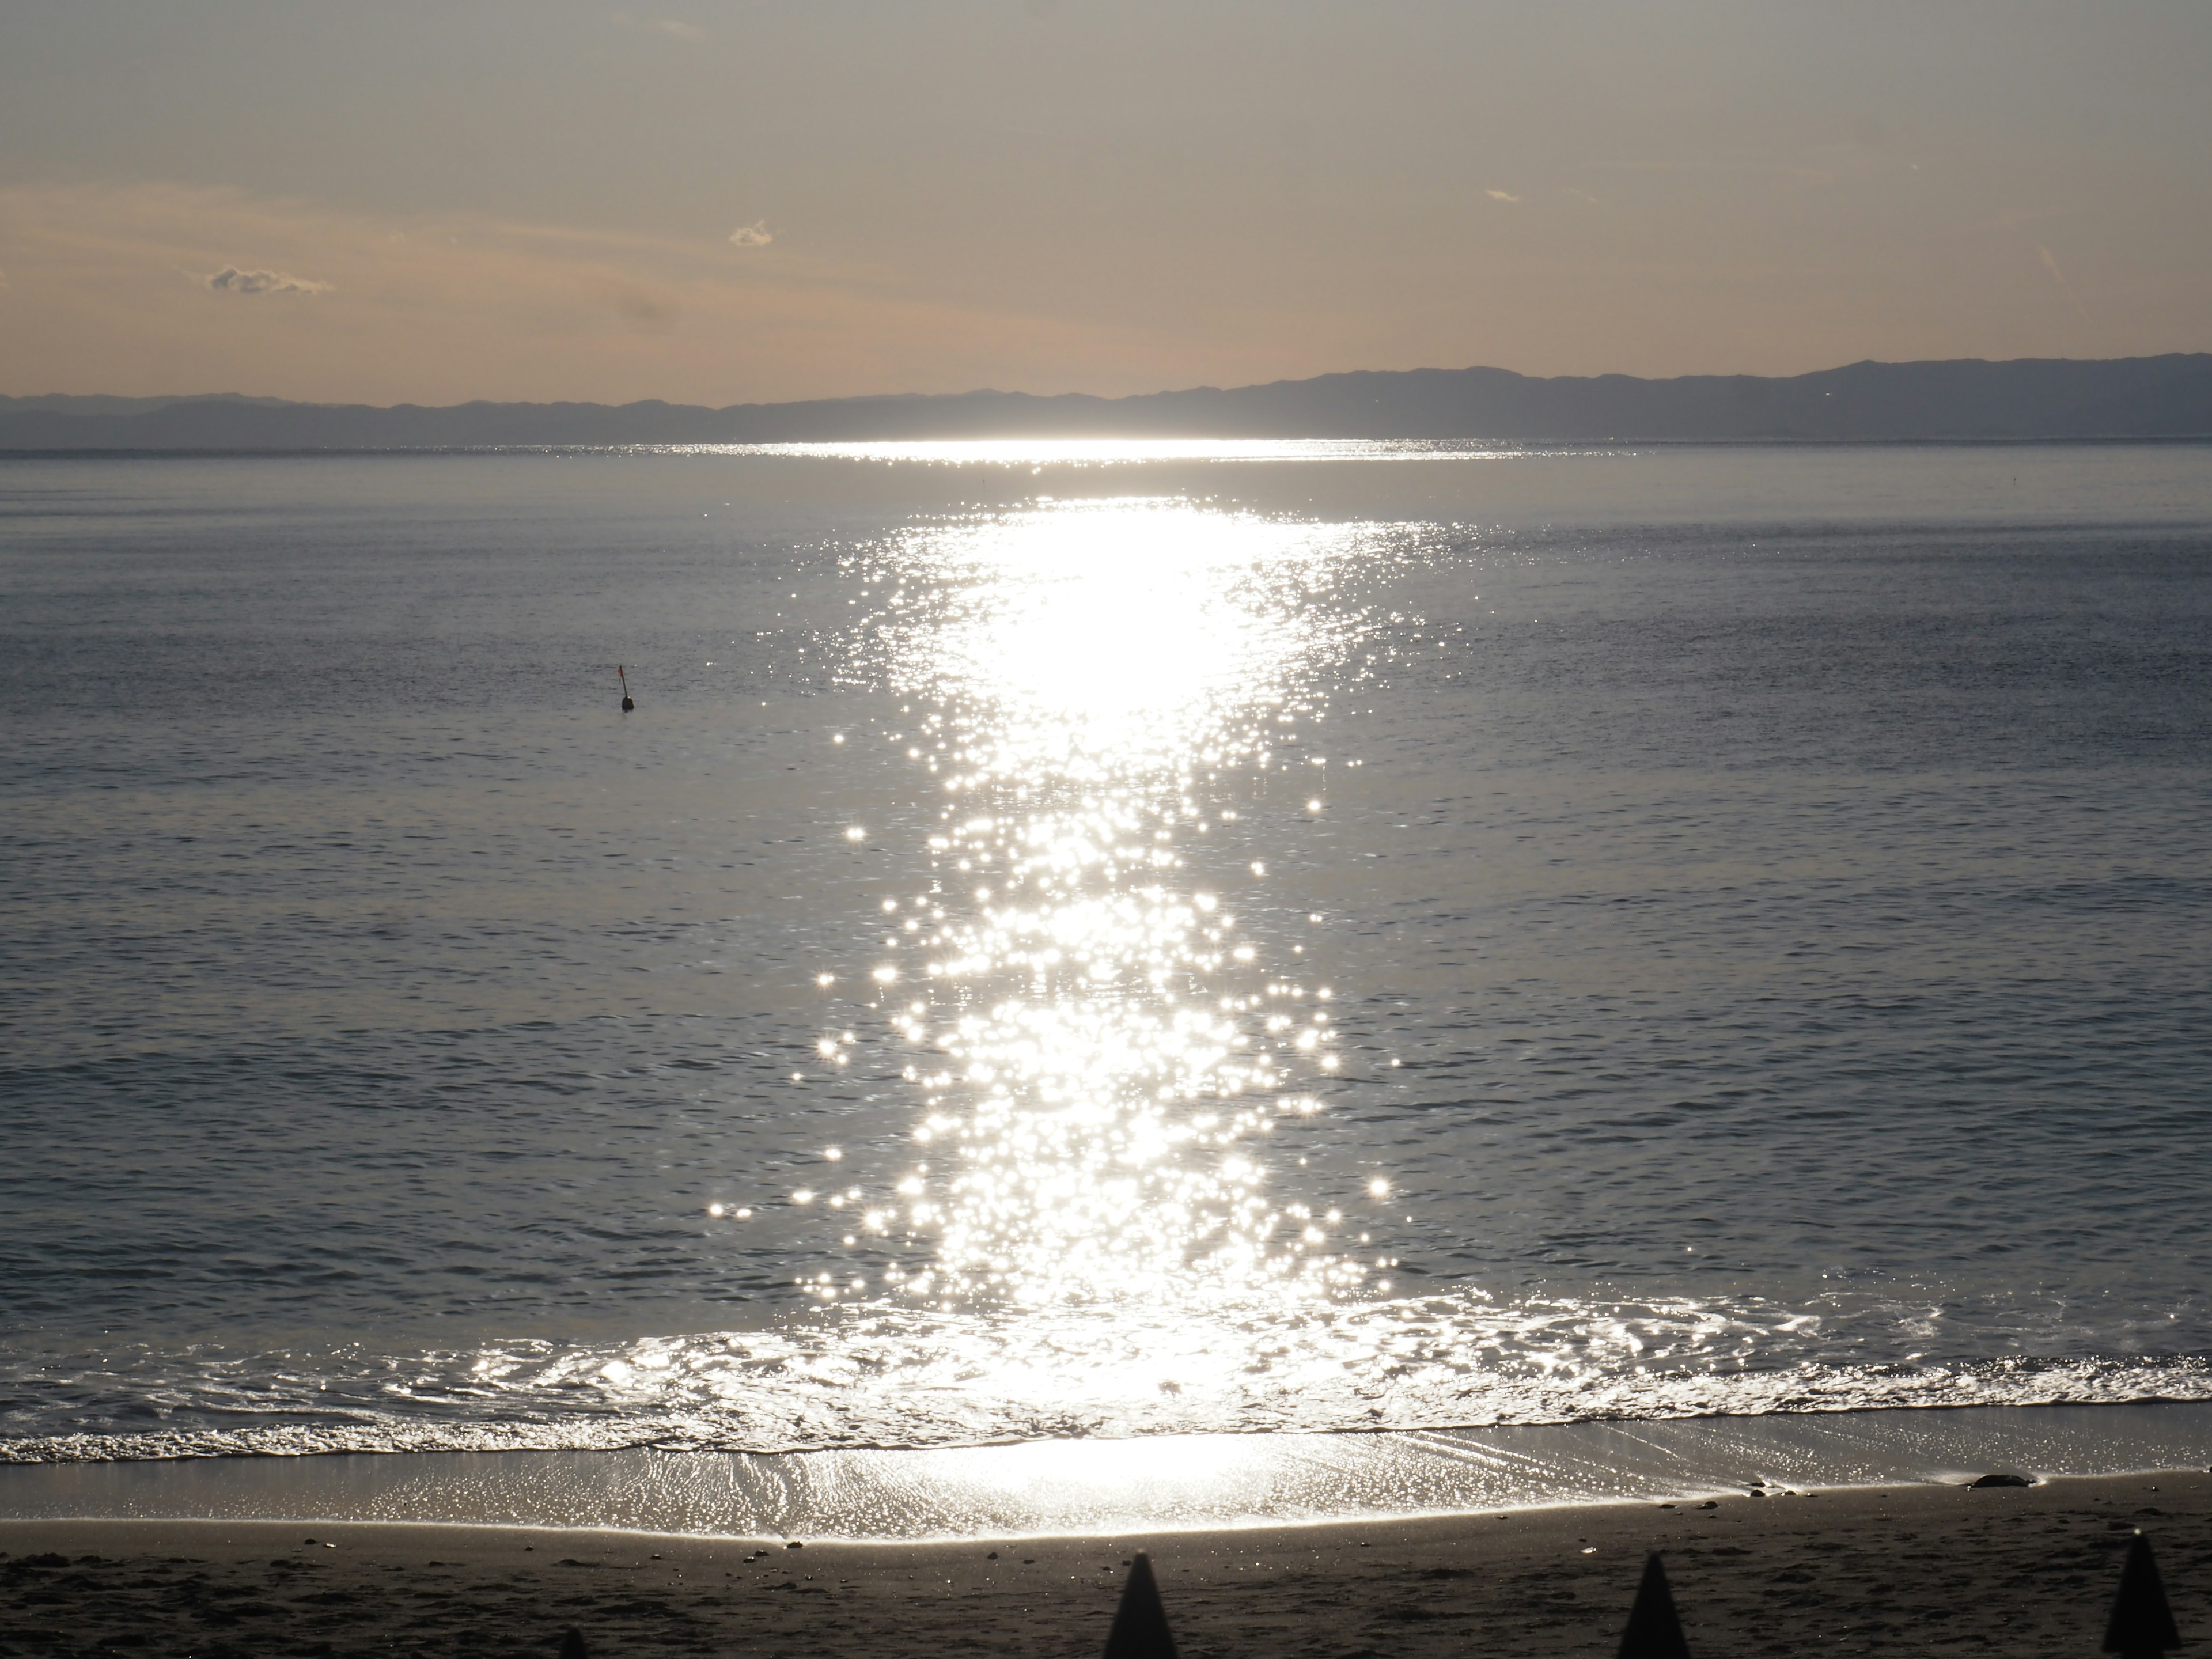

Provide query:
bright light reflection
left=819, top=502, right=1377, bottom=1334
left=931, top=1431, right=1275, bottom=1500
left=661, top=438, right=1543, bottom=466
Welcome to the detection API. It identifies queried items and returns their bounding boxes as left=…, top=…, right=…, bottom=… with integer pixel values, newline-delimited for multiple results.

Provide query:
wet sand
left=2, top=1471, right=2205, bottom=1657
left=11, top=1404, right=2211, bottom=1539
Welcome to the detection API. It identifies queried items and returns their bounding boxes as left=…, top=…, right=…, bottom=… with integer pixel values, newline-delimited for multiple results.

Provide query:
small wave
left=7, top=1300, right=2209, bottom=1464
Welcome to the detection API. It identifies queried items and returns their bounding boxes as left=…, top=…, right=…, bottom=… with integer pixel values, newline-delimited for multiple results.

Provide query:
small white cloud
left=728, top=221, right=774, bottom=248
left=1486, top=189, right=1522, bottom=203
left=205, top=266, right=331, bottom=296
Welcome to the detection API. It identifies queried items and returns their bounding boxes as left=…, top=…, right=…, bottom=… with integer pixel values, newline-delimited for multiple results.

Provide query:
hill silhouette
left=3, top=354, right=2209, bottom=449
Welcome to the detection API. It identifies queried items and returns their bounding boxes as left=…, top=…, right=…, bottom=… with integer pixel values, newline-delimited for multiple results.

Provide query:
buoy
left=618, top=664, right=635, bottom=713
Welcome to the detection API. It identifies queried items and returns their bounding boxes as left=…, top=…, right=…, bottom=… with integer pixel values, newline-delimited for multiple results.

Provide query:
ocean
left=3, top=440, right=2210, bottom=1493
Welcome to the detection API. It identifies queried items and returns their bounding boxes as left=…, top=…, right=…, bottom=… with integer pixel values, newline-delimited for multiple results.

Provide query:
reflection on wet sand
left=10, top=1404, right=2212, bottom=1536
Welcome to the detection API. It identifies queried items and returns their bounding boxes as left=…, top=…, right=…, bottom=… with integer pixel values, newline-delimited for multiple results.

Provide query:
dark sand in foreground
left=3, top=1472, right=2206, bottom=1657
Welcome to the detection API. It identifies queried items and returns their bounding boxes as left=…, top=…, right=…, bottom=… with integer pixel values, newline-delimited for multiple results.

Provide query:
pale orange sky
left=2, top=1, right=2209, bottom=405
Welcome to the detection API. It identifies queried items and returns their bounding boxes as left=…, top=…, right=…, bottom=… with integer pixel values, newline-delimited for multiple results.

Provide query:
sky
left=2, top=0, right=2209, bottom=406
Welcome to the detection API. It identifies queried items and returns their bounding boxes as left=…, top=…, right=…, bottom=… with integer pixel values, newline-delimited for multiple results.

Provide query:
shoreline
left=5, top=1472, right=2206, bottom=1656
left=7, top=1402, right=2212, bottom=1542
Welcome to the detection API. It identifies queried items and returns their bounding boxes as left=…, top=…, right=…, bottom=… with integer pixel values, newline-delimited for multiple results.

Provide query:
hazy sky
left=3, top=1, right=2209, bottom=404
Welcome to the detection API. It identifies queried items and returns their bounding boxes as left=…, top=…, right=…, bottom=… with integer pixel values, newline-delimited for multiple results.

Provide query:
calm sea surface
left=2, top=441, right=2209, bottom=1464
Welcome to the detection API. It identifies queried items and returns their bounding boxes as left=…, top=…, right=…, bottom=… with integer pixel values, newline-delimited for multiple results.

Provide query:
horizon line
left=9, top=349, right=2212, bottom=415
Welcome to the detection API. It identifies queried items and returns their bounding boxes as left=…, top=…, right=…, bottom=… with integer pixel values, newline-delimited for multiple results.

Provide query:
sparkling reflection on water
left=823, top=503, right=1373, bottom=1332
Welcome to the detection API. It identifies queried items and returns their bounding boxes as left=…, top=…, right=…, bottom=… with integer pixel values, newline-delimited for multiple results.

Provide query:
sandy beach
left=3, top=1471, right=2205, bottom=1657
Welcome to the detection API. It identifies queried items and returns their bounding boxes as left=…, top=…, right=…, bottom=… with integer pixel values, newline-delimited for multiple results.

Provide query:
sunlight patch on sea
left=825, top=502, right=1377, bottom=1330
left=653, top=438, right=1552, bottom=465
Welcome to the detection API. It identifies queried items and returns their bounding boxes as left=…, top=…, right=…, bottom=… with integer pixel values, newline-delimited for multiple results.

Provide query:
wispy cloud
left=1588, top=156, right=1844, bottom=181
left=611, top=11, right=704, bottom=41
left=205, top=265, right=332, bottom=295
left=607, top=283, right=677, bottom=332
left=728, top=221, right=774, bottom=248
left=2037, top=244, right=2092, bottom=325
left=1486, top=189, right=1522, bottom=203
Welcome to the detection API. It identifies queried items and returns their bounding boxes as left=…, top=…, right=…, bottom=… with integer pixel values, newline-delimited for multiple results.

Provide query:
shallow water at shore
left=8, top=1405, right=2212, bottom=1538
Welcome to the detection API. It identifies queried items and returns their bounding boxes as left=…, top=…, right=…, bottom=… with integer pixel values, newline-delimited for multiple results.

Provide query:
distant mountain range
left=5, top=355, right=2210, bottom=449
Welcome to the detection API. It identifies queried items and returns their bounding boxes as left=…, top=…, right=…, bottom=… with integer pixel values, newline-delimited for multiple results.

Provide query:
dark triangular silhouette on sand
left=1619, top=1551, right=1692, bottom=1659
left=2105, top=1532, right=2182, bottom=1656
left=558, top=1627, right=588, bottom=1659
left=1104, top=1551, right=1178, bottom=1659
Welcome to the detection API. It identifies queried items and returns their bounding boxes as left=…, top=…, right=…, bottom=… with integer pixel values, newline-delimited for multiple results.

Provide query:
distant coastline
left=4, top=354, right=2210, bottom=450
